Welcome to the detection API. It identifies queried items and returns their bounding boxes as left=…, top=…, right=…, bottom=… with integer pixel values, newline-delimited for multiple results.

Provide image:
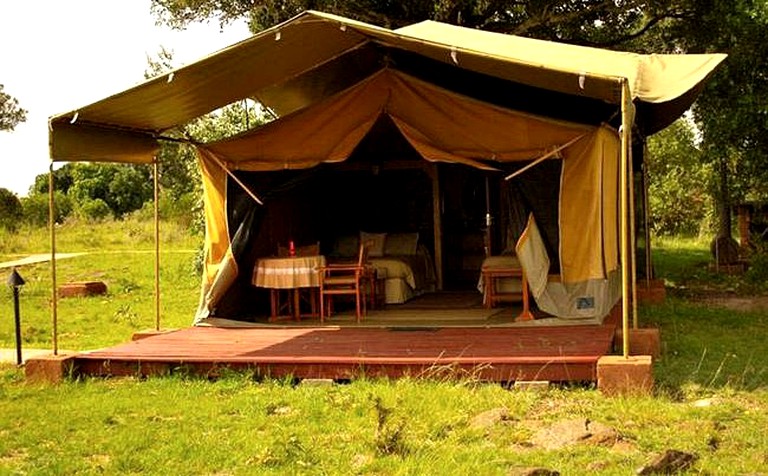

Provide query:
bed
left=330, top=232, right=436, bottom=304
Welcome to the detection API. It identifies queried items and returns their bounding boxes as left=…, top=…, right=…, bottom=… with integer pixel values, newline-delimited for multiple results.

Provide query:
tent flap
left=49, top=122, right=159, bottom=164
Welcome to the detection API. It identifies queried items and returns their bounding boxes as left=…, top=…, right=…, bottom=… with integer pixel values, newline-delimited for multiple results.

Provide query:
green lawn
left=1, top=223, right=768, bottom=474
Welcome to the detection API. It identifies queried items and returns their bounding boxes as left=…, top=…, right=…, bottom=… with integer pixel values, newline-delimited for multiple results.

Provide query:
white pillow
left=360, top=231, right=387, bottom=257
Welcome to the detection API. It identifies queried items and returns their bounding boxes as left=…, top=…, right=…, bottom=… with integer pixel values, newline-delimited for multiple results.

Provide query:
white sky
left=0, top=0, right=251, bottom=196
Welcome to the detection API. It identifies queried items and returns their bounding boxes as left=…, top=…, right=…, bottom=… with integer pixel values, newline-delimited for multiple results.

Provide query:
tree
left=150, top=0, right=700, bottom=47
left=67, top=163, right=153, bottom=218
left=646, top=118, right=711, bottom=236
left=0, top=187, right=23, bottom=231
left=29, top=163, right=75, bottom=196
left=658, top=0, right=768, bottom=259
left=0, top=84, right=27, bottom=132
left=21, top=191, right=72, bottom=227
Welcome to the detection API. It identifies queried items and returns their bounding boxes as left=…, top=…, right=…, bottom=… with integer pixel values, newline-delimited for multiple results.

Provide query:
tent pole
left=202, top=148, right=263, bottom=205
left=429, top=163, right=443, bottom=290
left=642, top=141, right=653, bottom=285
left=48, top=163, right=59, bottom=356
left=485, top=176, right=492, bottom=257
left=620, top=79, right=631, bottom=358
left=154, top=159, right=161, bottom=331
left=629, top=141, right=639, bottom=330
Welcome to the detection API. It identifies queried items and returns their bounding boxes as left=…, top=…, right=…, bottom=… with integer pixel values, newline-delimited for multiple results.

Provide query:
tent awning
left=202, top=69, right=594, bottom=171
left=48, top=10, right=726, bottom=165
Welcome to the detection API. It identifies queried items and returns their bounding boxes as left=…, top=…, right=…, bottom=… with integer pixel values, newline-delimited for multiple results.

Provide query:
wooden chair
left=318, top=240, right=372, bottom=323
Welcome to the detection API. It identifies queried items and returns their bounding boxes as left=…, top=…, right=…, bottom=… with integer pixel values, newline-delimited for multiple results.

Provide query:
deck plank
left=73, top=324, right=617, bottom=382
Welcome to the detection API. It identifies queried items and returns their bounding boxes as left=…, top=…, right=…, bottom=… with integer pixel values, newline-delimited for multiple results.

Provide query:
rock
left=508, top=468, right=560, bottom=476
left=636, top=449, right=698, bottom=475
left=530, top=419, right=619, bottom=450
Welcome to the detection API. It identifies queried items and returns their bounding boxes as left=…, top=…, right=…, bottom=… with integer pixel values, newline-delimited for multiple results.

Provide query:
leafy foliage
left=664, top=1, right=768, bottom=237
left=0, top=187, right=23, bottom=231
left=67, top=163, right=153, bottom=219
left=150, top=0, right=703, bottom=47
left=29, top=163, right=75, bottom=196
left=646, top=118, right=711, bottom=236
left=20, top=191, right=72, bottom=227
left=0, top=84, right=26, bottom=132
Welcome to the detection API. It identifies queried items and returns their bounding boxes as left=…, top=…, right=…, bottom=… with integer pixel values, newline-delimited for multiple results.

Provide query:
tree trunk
left=711, top=156, right=740, bottom=264
left=717, top=157, right=732, bottom=239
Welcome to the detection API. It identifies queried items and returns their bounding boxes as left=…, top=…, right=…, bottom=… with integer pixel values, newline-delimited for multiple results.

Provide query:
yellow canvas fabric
left=559, top=125, right=621, bottom=283
left=48, top=11, right=725, bottom=165
left=202, top=70, right=593, bottom=170
left=195, top=150, right=242, bottom=319
left=198, top=149, right=233, bottom=285
left=49, top=122, right=159, bottom=164
left=395, top=19, right=726, bottom=104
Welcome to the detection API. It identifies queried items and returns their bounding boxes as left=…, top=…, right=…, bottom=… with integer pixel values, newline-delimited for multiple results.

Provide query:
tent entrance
left=216, top=114, right=528, bottom=322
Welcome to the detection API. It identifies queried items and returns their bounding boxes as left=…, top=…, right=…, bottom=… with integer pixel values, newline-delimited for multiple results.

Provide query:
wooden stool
left=481, top=267, right=534, bottom=321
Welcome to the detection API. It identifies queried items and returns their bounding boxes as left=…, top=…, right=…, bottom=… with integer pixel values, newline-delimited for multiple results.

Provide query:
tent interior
left=212, top=115, right=524, bottom=321
left=46, top=11, right=726, bottom=328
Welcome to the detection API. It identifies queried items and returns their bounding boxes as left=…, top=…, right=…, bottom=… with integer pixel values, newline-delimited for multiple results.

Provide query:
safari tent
left=48, top=11, right=725, bottom=334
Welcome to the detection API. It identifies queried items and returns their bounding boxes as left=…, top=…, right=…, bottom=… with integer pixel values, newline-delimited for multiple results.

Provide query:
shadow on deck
left=30, top=293, right=623, bottom=384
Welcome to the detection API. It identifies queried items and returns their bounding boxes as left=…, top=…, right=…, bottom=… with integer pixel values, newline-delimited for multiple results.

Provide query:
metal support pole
left=620, top=79, right=631, bottom=358
left=154, top=160, right=161, bottom=331
left=629, top=141, right=639, bottom=329
left=13, top=286, right=22, bottom=365
left=49, top=163, right=59, bottom=355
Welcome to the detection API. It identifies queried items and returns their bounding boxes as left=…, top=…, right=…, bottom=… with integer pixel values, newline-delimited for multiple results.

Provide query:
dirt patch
left=526, top=418, right=625, bottom=450
left=694, top=296, right=768, bottom=312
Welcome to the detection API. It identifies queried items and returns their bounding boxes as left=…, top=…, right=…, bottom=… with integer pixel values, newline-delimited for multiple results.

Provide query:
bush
left=0, top=188, right=23, bottom=231
left=77, top=198, right=112, bottom=222
left=128, top=190, right=204, bottom=234
left=745, top=249, right=768, bottom=290
left=21, top=191, right=73, bottom=226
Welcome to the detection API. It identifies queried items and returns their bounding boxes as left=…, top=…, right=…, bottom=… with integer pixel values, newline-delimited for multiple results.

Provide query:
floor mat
left=396, top=291, right=484, bottom=309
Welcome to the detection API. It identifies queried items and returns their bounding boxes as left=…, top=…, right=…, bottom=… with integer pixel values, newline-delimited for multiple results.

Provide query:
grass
left=1, top=374, right=767, bottom=474
left=0, top=218, right=200, bottom=350
left=1, top=224, right=768, bottom=474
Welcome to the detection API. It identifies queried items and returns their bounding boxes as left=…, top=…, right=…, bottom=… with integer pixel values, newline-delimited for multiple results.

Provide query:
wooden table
left=252, top=255, right=326, bottom=321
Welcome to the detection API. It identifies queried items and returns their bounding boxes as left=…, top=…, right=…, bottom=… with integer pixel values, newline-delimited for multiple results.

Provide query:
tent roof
left=48, top=10, right=725, bottom=164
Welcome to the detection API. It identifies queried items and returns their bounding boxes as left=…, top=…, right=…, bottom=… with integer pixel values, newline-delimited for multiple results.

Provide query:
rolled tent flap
left=49, top=122, right=159, bottom=164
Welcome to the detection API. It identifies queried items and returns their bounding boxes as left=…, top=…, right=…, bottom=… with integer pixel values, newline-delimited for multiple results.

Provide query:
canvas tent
left=48, top=11, right=725, bottom=332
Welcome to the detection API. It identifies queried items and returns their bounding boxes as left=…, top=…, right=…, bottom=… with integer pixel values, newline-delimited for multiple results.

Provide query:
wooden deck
left=72, top=322, right=618, bottom=383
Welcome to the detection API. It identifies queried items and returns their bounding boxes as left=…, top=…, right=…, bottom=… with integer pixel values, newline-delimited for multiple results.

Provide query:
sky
left=0, top=0, right=251, bottom=197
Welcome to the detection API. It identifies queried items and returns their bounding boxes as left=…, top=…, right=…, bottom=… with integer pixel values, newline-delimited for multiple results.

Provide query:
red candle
left=289, top=240, right=295, bottom=257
